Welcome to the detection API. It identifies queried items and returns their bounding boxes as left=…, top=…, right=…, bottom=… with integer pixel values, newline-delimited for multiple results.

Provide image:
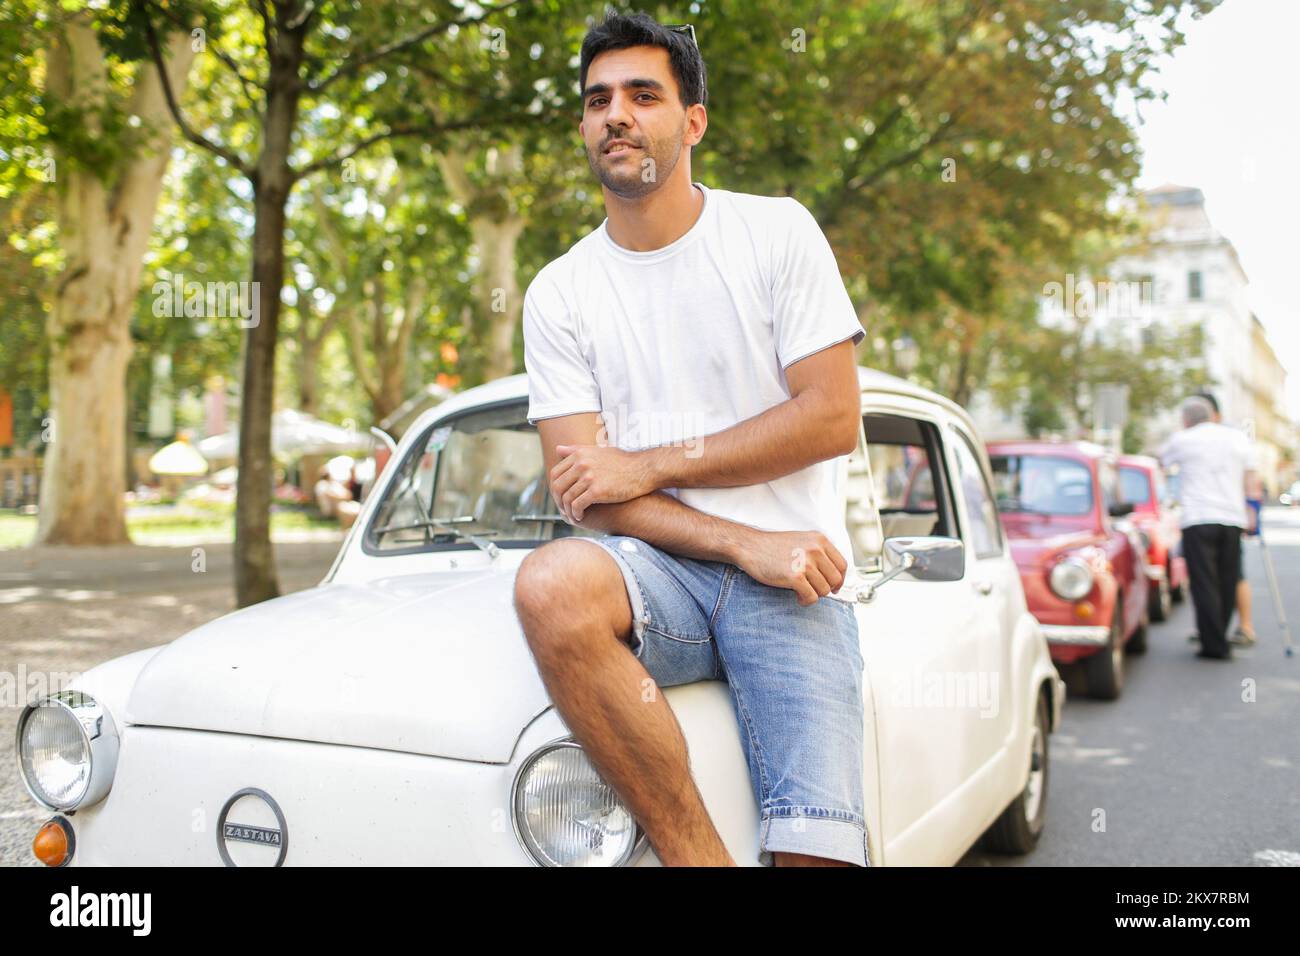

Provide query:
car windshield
left=1118, top=466, right=1152, bottom=507
left=365, top=400, right=601, bottom=553
left=990, top=454, right=1094, bottom=517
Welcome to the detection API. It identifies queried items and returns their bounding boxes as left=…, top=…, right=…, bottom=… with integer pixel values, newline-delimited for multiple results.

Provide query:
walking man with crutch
left=1194, top=390, right=1258, bottom=645
left=1159, top=396, right=1262, bottom=660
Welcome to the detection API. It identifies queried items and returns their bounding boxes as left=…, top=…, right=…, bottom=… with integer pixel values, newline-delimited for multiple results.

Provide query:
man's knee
left=513, top=541, right=633, bottom=658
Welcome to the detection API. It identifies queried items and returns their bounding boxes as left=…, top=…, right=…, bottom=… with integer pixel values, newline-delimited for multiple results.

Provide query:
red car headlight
left=1049, top=558, right=1095, bottom=601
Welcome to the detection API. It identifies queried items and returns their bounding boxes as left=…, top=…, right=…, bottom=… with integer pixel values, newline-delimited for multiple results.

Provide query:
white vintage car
left=18, top=369, right=1064, bottom=867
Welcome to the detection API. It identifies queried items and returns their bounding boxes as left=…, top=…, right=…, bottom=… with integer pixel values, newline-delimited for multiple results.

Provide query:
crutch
left=1254, top=527, right=1294, bottom=657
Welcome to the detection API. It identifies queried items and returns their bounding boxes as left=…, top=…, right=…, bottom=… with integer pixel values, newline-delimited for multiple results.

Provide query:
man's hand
left=732, top=529, right=849, bottom=606
left=551, top=443, right=662, bottom=521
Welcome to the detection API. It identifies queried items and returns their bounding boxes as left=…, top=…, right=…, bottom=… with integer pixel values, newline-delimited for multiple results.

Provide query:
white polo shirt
left=522, top=182, right=865, bottom=595
left=1158, top=422, right=1259, bottom=529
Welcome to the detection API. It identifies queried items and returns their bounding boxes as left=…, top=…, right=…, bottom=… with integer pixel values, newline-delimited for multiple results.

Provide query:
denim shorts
left=573, top=534, right=869, bottom=867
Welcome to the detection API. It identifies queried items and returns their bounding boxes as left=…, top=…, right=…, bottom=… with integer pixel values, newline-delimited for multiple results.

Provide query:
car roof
left=855, top=367, right=978, bottom=430
left=1117, top=453, right=1159, bottom=469
left=986, top=438, right=1111, bottom=461
left=407, top=367, right=980, bottom=436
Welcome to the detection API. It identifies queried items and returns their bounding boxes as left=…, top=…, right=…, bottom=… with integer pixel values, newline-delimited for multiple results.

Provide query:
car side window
left=861, top=413, right=959, bottom=549
left=949, top=427, right=1004, bottom=559
left=1118, top=465, right=1152, bottom=507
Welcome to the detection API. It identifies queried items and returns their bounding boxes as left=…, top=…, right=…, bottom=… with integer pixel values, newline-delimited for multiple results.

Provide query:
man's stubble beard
left=587, top=119, right=686, bottom=200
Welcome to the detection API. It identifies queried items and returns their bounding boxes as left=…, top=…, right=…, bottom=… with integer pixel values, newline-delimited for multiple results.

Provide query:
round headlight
left=17, top=691, right=118, bottom=811
left=512, top=741, right=644, bottom=867
left=1049, top=558, right=1095, bottom=601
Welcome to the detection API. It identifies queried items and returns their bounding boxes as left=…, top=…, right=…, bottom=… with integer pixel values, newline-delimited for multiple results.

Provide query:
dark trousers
left=1182, top=523, right=1242, bottom=657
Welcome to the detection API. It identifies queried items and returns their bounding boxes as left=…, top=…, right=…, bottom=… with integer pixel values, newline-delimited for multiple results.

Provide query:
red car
left=987, top=440, right=1150, bottom=700
left=1117, top=454, right=1188, bottom=622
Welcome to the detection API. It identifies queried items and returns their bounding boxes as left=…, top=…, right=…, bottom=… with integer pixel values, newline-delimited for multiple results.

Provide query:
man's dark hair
left=579, top=11, right=708, bottom=108
left=1194, top=390, right=1220, bottom=415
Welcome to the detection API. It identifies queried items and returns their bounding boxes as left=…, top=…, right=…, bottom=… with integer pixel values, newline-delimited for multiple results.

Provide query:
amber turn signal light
left=1074, top=601, right=1095, bottom=620
left=32, top=818, right=73, bottom=867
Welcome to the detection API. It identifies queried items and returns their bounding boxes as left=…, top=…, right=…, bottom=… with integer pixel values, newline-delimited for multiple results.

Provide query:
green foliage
left=1, top=0, right=1229, bottom=461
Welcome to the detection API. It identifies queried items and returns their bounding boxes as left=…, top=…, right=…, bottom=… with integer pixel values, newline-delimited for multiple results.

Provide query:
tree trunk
left=296, top=327, right=321, bottom=416
left=235, top=34, right=304, bottom=607
left=347, top=272, right=423, bottom=423
left=36, top=21, right=194, bottom=545
left=475, top=216, right=526, bottom=381
left=437, top=145, right=525, bottom=384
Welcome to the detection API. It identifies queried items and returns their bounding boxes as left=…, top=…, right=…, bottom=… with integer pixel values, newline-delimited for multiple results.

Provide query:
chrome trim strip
left=1041, top=624, right=1111, bottom=646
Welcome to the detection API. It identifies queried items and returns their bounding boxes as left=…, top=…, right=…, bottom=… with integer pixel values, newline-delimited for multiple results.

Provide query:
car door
left=944, top=422, right=1018, bottom=780
left=848, top=405, right=991, bottom=865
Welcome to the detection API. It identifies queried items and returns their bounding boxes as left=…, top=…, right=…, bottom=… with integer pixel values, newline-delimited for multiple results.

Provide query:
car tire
left=1148, top=574, right=1171, bottom=623
left=1169, top=561, right=1185, bottom=604
left=983, top=691, right=1050, bottom=855
left=1128, top=600, right=1150, bottom=655
left=1084, top=603, right=1125, bottom=699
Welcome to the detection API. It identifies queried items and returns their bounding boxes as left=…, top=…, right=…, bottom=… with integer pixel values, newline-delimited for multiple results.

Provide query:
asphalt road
left=961, top=506, right=1300, bottom=867
left=2, top=512, right=1297, bottom=868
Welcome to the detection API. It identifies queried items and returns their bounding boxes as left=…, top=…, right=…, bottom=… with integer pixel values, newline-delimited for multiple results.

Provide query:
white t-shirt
left=523, top=182, right=866, bottom=599
left=1158, top=422, right=1259, bottom=529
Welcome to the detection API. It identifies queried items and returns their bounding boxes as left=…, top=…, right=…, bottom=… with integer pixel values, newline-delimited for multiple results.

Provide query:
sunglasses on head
left=665, top=23, right=697, bottom=47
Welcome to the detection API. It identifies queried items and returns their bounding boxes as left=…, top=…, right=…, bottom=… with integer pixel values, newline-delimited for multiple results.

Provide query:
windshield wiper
left=432, top=518, right=500, bottom=559
left=372, top=515, right=501, bottom=558
left=997, top=499, right=1060, bottom=517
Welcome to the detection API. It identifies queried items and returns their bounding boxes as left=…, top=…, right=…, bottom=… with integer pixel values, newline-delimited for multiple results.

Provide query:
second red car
left=987, top=440, right=1150, bottom=700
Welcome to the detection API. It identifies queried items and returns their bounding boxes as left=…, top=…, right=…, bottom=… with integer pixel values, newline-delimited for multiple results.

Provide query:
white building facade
left=970, top=185, right=1292, bottom=490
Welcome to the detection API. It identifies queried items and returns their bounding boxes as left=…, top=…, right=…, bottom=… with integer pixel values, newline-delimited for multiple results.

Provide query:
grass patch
left=0, top=505, right=340, bottom=549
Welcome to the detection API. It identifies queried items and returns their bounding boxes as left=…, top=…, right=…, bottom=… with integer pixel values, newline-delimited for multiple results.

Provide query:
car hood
left=125, top=568, right=549, bottom=763
left=1001, top=521, right=1104, bottom=571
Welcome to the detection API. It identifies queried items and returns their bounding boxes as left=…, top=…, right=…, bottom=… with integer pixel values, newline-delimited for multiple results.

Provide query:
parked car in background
left=986, top=440, right=1150, bottom=700
left=16, top=370, right=1063, bottom=867
left=1281, top=480, right=1300, bottom=507
left=1117, top=454, right=1188, bottom=622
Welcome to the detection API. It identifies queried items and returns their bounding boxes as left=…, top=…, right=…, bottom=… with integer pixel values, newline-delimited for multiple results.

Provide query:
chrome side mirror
left=857, top=536, right=966, bottom=603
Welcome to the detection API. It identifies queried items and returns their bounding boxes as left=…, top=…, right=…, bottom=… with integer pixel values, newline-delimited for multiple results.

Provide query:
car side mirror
left=1108, top=502, right=1135, bottom=518
left=858, top=536, right=965, bottom=604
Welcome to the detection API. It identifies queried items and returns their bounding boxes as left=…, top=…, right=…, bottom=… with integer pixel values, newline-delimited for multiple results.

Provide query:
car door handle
left=973, top=579, right=994, bottom=596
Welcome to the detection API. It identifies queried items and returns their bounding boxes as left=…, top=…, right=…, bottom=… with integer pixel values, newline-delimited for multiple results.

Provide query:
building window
left=1129, top=274, right=1155, bottom=305
left=1188, top=270, right=1203, bottom=301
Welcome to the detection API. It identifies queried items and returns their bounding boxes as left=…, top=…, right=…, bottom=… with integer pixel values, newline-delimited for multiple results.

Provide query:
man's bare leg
left=1236, top=577, right=1255, bottom=638
left=513, top=540, right=735, bottom=866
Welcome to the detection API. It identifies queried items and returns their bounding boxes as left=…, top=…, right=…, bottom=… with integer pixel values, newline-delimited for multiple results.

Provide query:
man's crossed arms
left=537, top=341, right=860, bottom=606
